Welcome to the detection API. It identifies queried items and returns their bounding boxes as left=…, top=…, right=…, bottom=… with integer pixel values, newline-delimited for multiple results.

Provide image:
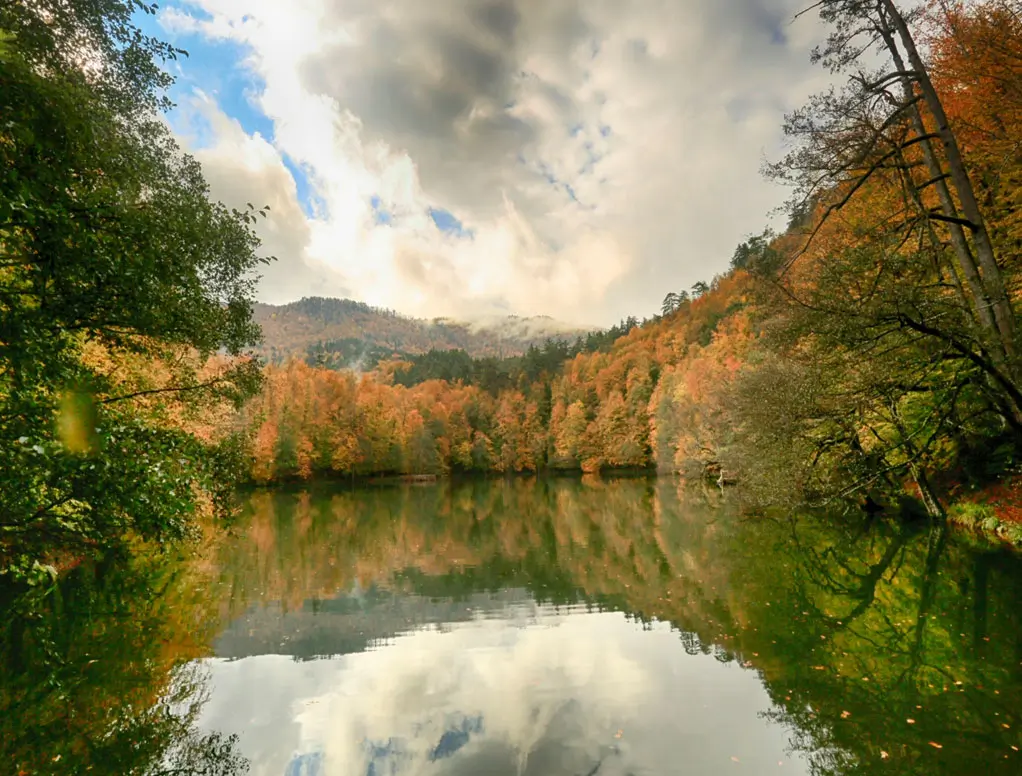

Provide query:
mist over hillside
left=253, top=297, right=594, bottom=369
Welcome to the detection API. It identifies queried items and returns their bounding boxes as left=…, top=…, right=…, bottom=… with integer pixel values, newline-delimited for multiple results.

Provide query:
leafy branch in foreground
left=0, top=1, right=270, bottom=581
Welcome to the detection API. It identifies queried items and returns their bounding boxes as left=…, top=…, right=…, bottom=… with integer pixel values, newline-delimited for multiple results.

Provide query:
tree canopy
left=0, top=0, right=269, bottom=582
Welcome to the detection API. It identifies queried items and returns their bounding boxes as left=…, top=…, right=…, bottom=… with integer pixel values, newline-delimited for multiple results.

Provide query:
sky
left=150, top=1, right=832, bottom=326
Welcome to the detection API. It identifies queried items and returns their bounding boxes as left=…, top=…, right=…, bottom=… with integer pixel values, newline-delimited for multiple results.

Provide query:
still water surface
left=6, top=477, right=1022, bottom=775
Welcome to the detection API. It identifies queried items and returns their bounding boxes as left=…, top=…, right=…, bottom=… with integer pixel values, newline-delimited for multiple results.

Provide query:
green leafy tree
left=0, top=2, right=270, bottom=580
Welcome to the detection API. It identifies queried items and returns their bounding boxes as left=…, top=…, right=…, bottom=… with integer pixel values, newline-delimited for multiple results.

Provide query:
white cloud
left=162, top=0, right=831, bottom=325
left=174, top=93, right=352, bottom=302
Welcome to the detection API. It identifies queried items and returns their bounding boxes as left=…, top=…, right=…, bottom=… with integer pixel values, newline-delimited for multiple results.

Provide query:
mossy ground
left=947, top=480, right=1022, bottom=546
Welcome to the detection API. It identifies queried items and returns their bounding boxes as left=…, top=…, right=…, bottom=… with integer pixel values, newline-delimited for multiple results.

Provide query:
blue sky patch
left=172, top=39, right=274, bottom=142
left=284, top=157, right=324, bottom=219
left=133, top=3, right=323, bottom=221
left=371, top=195, right=393, bottom=225
left=134, top=3, right=275, bottom=142
left=429, top=208, right=472, bottom=238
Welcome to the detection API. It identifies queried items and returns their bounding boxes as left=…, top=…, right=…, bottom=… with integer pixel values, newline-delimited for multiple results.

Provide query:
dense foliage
left=0, top=0, right=267, bottom=583
left=241, top=272, right=749, bottom=480
left=0, top=545, right=246, bottom=775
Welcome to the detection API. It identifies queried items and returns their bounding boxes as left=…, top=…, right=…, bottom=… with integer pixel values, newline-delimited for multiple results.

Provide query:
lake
left=4, top=477, right=1022, bottom=775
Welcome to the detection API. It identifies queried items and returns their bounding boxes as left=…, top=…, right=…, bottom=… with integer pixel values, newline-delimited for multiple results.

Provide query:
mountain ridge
left=253, top=296, right=594, bottom=368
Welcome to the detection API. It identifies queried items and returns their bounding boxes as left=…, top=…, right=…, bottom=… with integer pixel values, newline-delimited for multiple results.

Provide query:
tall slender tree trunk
left=875, top=4, right=1006, bottom=365
left=880, top=0, right=1017, bottom=366
left=891, top=144, right=973, bottom=317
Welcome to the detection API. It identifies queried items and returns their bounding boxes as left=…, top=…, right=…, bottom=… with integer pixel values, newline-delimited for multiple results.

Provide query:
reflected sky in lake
left=9, top=478, right=1022, bottom=774
left=198, top=596, right=808, bottom=776
left=182, top=478, right=1022, bottom=776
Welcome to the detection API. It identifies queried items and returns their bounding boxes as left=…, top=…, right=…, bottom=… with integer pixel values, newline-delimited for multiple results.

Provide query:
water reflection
left=0, top=550, right=247, bottom=775
left=6, top=477, right=1022, bottom=775
left=198, top=478, right=1022, bottom=775
left=202, top=608, right=800, bottom=776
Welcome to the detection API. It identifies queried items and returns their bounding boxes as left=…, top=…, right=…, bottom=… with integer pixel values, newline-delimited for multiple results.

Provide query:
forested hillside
left=240, top=271, right=748, bottom=481
left=253, top=297, right=593, bottom=368
left=240, top=0, right=1022, bottom=523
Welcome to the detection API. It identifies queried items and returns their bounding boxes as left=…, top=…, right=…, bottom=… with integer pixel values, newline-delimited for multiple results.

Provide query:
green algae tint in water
left=185, top=478, right=1022, bottom=776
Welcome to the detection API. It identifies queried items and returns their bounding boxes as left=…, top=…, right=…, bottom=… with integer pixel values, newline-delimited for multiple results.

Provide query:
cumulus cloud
left=162, top=0, right=830, bottom=324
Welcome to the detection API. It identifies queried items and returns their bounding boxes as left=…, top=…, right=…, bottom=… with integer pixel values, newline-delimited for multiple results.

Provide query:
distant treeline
left=389, top=317, right=646, bottom=391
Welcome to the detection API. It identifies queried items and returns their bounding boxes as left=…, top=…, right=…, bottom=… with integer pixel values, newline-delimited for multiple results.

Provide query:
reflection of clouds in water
left=198, top=609, right=810, bottom=776
left=296, top=612, right=647, bottom=775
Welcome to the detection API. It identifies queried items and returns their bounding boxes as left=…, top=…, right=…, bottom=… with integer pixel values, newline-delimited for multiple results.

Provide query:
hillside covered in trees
left=253, top=297, right=593, bottom=369
left=240, top=0, right=1022, bottom=523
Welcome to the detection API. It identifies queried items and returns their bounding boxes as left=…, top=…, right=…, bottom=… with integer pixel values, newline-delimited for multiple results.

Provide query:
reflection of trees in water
left=0, top=551, right=247, bottom=775
left=28, top=477, right=1022, bottom=775
left=222, top=478, right=1022, bottom=775
left=748, top=516, right=1022, bottom=775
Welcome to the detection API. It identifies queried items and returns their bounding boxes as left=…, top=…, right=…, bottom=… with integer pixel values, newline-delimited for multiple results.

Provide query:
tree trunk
left=910, top=460, right=946, bottom=521
left=890, top=144, right=972, bottom=315
left=880, top=0, right=1017, bottom=367
left=875, top=4, right=1006, bottom=364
